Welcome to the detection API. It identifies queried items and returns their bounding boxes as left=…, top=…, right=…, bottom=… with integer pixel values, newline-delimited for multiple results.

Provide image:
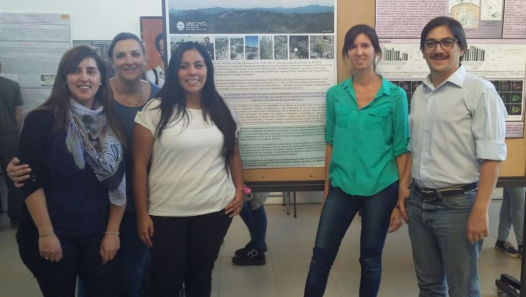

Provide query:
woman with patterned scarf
left=15, top=46, right=127, bottom=297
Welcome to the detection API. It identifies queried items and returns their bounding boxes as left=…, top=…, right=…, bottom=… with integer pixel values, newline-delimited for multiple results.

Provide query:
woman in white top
left=133, top=41, right=244, bottom=297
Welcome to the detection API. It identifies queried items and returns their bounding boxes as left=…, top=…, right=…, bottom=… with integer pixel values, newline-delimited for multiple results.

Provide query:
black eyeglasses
left=424, top=38, right=457, bottom=51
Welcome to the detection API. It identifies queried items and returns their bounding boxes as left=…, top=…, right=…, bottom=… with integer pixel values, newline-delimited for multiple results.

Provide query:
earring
left=99, top=83, right=102, bottom=85
left=64, top=81, right=68, bottom=84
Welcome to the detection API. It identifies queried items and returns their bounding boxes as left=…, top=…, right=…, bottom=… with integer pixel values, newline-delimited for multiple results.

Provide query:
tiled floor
left=0, top=199, right=521, bottom=297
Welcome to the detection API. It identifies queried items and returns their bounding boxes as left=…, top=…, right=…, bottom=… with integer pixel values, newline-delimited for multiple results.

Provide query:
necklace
left=112, top=79, right=144, bottom=107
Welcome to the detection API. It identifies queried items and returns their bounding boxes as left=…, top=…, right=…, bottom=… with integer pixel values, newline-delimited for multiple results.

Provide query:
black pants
left=0, top=132, right=24, bottom=223
left=18, top=232, right=118, bottom=297
left=150, top=209, right=232, bottom=297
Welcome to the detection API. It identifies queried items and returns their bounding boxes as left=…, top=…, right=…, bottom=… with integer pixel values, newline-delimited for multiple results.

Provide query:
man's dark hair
left=420, top=16, right=467, bottom=62
left=155, top=33, right=164, bottom=51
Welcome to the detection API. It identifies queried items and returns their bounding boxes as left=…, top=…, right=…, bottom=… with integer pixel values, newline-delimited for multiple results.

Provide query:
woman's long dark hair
left=155, top=42, right=237, bottom=170
left=35, top=46, right=126, bottom=147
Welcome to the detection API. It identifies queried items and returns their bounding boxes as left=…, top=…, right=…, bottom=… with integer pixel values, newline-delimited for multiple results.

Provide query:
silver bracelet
left=104, top=231, right=120, bottom=235
left=39, top=230, right=55, bottom=237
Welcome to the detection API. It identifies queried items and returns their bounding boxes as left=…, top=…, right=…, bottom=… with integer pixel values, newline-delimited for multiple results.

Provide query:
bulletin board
left=162, top=0, right=526, bottom=187
left=247, top=0, right=526, bottom=185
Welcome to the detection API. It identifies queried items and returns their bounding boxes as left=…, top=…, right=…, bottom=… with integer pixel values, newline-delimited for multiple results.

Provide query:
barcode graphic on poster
left=382, top=47, right=409, bottom=61
left=464, top=46, right=486, bottom=62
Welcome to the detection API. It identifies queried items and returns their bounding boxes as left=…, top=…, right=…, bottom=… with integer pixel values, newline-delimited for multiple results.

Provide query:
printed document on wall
left=164, top=0, right=336, bottom=168
left=377, top=39, right=526, bottom=137
left=0, top=13, right=71, bottom=114
left=375, top=0, right=517, bottom=39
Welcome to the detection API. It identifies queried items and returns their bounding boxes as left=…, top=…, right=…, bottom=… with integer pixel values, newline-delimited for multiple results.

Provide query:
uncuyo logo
left=181, top=21, right=207, bottom=32
left=176, top=21, right=185, bottom=31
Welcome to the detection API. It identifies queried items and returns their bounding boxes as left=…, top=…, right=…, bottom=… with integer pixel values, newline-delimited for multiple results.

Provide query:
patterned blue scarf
left=65, top=99, right=126, bottom=205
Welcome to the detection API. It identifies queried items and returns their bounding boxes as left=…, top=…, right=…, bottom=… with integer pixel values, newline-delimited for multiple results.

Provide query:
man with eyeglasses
left=397, top=16, right=507, bottom=297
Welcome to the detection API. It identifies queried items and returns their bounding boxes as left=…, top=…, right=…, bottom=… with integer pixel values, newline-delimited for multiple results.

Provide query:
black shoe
left=234, top=243, right=268, bottom=257
left=495, top=240, right=519, bottom=258
left=232, top=248, right=266, bottom=266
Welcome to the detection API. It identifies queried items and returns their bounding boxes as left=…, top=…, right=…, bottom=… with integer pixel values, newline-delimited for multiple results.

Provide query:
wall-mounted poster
left=375, top=0, right=526, bottom=138
left=72, top=40, right=114, bottom=77
left=375, top=0, right=526, bottom=39
left=0, top=13, right=71, bottom=114
left=164, top=0, right=337, bottom=168
left=377, top=39, right=526, bottom=138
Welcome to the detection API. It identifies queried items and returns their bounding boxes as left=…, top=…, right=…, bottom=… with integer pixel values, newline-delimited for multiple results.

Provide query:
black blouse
left=16, top=109, right=110, bottom=242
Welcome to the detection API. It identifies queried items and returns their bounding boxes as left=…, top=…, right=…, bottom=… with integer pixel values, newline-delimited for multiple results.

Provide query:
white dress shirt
left=145, top=65, right=165, bottom=88
left=409, top=65, right=507, bottom=189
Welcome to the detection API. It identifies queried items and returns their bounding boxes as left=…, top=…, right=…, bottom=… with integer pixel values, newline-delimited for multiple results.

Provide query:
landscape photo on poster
left=168, top=0, right=334, bottom=34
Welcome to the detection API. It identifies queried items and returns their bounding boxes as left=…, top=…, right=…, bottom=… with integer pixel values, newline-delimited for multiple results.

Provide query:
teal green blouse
left=326, top=76, right=409, bottom=196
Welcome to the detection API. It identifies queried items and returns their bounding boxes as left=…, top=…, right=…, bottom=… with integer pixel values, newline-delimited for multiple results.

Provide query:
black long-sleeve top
left=16, top=109, right=110, bottom=242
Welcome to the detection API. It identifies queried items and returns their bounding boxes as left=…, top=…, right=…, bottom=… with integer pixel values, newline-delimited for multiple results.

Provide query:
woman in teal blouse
left=304, top=24, right=409, bottom=297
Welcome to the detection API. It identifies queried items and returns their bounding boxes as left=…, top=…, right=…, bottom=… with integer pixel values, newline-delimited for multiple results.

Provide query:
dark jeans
left=407, top=185, right=482, bottom=297
left=18, top=232, right=118, bottom=297
left=239, top=202, right=267, bottom=250
left=305, top=182, right=398, bottom=297
left=150, top=209, right=232, bottom=297
left=77, top=211, right=150, bottom=297
left=118, top=211, right=150, bottom=297
left=0, top=132, right=24, bottom=223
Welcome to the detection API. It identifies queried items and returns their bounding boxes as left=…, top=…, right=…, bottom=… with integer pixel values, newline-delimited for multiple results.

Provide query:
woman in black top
left=8, top=32, right=162, bottom=297
left=16, top=46, right=127, bottom=297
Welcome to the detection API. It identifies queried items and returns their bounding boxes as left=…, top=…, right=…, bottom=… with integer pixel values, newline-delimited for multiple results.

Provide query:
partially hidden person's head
left=420, top=16, right=467, bottom=78
left=204, top=37, right=210, bottom=44
left=155, top=33, right=165, bottom=59
left=342, top=24, right=382, bottom=72
left=108, top=32, right=147, bottom=82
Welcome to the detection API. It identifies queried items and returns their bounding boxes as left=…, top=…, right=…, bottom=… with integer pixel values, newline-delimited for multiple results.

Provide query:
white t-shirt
left=135, top=99, right=240, bottom=217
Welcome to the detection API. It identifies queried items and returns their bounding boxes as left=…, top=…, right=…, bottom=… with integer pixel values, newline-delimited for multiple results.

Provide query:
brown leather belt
left=414, top=182, right=478, bottom=199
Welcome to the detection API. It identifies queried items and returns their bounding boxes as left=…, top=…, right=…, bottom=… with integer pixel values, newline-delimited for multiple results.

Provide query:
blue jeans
left=305, top=182, right=398, bottom=297
left=239, top=201, right=267, bottom=250
left=498, top=187, right=525, bottom=245
left=406, top=185, right=482, bottom=297
left=78, top=211, right=149, bottom=297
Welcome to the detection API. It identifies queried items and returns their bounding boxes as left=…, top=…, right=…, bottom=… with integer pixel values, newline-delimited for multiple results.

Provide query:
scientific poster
left=377, top=39, right=526, bottom=137
left=0, top=13, right=71, bottom=113
left=375, top=0, right=526, bottom=39
left=375, top=0, right=526, bottom=137
left=164, top=0, right=337, bottom=168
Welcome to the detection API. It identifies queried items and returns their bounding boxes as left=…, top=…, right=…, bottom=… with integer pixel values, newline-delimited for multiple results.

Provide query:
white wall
left=0, top=0, right=163, bottom=40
